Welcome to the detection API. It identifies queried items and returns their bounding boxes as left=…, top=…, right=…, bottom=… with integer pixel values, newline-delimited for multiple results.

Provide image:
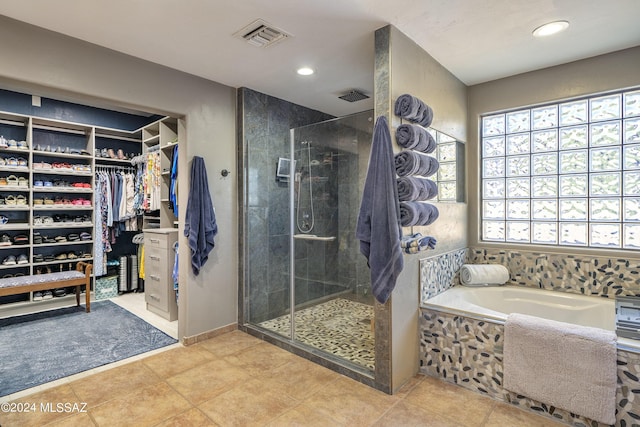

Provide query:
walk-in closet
left=0, top=88, right=181, bottom=329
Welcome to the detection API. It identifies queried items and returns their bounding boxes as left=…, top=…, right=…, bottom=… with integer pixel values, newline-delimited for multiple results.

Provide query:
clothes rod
left=96, top=164, right=135, bottom=171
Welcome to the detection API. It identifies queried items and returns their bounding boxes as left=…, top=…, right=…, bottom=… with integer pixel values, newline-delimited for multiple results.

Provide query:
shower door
left=246, top=110, right=375, bottom=371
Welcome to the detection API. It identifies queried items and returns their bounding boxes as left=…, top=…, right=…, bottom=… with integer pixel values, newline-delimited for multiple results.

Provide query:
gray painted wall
left=375, top=25, right=469, bottom=392
left=0, top=16, right=238, bottom=340
left=467, top=46, right=640, bottom=257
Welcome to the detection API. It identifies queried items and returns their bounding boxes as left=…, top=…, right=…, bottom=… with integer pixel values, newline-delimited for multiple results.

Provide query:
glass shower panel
left=290, top=111, right=375, bottom=371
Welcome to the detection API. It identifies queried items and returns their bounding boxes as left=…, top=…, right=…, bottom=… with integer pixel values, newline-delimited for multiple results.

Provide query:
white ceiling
left=0, top=0, right=639, bottom=117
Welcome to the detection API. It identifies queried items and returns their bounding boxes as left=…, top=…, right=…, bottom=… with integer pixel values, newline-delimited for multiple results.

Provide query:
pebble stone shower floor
left=258, top=298, right=375, bottom=370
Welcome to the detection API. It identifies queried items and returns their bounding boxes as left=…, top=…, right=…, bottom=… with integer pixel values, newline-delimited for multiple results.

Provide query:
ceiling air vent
left=234, top=19, right=291, bottom=48
left=339, top=90, right=370, bottom=103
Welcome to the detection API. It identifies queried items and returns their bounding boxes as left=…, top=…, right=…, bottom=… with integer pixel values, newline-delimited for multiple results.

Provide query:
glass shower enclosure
left=245, top=110, right=375, bottom=371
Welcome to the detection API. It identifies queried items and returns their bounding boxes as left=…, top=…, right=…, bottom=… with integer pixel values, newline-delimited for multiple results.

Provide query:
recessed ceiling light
left=532, top=20, right=569, bottom=37
left=297, top=67, right=314, bottom=76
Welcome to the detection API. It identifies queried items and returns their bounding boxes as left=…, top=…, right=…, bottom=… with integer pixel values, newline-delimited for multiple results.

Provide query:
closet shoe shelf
left=0, top=206, right=30, bottom=211
left=34, top=240, right=93, bottom=248
left=0, top=111, right=181, bottom=314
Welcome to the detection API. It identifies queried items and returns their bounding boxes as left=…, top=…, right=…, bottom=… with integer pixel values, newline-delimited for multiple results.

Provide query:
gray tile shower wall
left=469, top=247, right=640, bottom=298
left=419, top=309, right=640, bottom=427
left=241, top=88, right=333, bottom=323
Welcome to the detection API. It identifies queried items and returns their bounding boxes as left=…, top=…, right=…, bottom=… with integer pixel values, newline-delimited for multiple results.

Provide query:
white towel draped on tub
left=503, top=313, right=617, bottom=425
left=459, top=264, right=509, bottom=286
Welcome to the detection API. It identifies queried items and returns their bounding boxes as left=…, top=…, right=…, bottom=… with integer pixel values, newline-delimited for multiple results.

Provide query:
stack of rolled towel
left=397, top=176, right=437, bottom=202
left=396, top=124, right=436, bottom=153
left=399, top=201, right=439, bottom=227
left=395, top=151, right=440, bottom=178
left=394, top=94, right=434, bottom=127
left=393, top=94, right=440, bottom=229
left=401, top=232, right=436, bottom=253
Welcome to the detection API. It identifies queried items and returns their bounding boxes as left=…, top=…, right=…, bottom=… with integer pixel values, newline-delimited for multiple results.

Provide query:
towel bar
left=293, top=234, right=336, bottom=242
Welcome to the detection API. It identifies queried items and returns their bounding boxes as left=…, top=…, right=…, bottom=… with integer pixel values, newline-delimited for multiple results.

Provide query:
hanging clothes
left=172, top=241, right=179, bottom=303
left=170, top=144, right=178, bottom=218
left=94, top=168, right=144, bottom=272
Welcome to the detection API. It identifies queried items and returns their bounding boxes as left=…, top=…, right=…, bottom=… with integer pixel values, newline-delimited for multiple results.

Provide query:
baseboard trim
left=181, top=323, right=237, bottom=346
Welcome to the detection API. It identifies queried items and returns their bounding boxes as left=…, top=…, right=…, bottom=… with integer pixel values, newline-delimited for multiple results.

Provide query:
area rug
left=259, top=298, right=375, bottom=370
left=0, top=300, right=177, bottom=397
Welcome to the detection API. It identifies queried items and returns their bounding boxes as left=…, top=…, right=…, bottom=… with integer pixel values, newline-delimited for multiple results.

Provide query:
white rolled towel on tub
left=460, top=264, right=509, bottom=286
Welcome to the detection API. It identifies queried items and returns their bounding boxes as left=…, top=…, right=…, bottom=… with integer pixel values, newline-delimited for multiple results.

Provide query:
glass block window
left=481, top=88, right=640, bottom=249
left=429, top=129, right=459, bottom=202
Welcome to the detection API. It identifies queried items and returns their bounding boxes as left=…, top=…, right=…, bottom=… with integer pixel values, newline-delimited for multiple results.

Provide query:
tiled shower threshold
left=258, top=298, right=375, bottom=371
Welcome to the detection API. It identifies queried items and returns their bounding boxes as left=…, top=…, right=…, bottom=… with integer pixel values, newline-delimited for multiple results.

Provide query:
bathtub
left=423, top=285, right=639, bottom=352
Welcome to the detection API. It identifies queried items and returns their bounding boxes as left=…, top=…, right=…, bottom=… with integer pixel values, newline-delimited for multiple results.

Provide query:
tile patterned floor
left=258, top=298, right=375, bottom=370
left=0, top=330, right=565, bottom=427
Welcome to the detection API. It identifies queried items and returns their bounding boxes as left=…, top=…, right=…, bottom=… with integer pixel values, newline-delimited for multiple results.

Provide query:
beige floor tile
left=142, top=345, right=215, bottom=379
left=223, top=342, right=300, bottom=376
left=166, top=358, right=251, bottom=405
left=153, top=407, right=218, bottom=427
left=257, top=355, right=341, bottom=400
left=484, top=402, right=565, bottom=427
left=195, top=330, right=262, bottom=357
left=393, top=374, right=425, bottom=399
left=373, top=401, right=462, bottom=427
left=403, top=376, right=494, bottom=427
left=265, top=403, right=343, bottom=427
left=90, top=382, right=191, bottom=427
left=70, top=361, right=161, bottom=407
left=44, top=412, right=96, bottom=426
left=0, top=385, right=80, bottom=427
left=300, top=376, right=399, bottom=426
left=198, top=377, right=299, bottom=427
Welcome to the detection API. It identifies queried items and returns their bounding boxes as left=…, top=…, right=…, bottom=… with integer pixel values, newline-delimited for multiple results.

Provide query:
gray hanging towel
left=184, top=156, right=218, bottom=275
left=356, top=116, right=404, bottom=304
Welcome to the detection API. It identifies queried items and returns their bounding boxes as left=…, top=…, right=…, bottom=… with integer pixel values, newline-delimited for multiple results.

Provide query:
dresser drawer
left=144, top=229, right=178, bottom=249
left=145, top=247, right=167, bottom=271
left=144, top=275, right=166, bottom=308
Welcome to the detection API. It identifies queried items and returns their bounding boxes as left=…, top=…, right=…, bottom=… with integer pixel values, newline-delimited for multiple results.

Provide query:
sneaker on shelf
left=42, top=290, right=53, bottom=300
left=13, top=234, right=28, bottom=245
left=2, top=255, right=16, bottom=265
left=0, top=234, right=12, bottom=246
left=16, top=254, right=28, bottom=264
left=33, top=292, right=43, bottom=301
left=53, top=288, right=66, bottom=297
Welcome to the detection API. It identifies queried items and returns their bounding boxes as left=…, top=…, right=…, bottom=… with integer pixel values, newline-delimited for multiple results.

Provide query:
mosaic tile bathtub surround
left=258, top=298, right=375, bottom=370
left=419, top=248, right=467, bottom=302
left=420, top=309, right=640, bottom=427
left=469, top=247, right=640, bottom=298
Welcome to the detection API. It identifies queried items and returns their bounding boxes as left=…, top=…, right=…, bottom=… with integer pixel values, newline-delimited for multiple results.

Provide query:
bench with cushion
left=0, top=262, right=92, bottom=312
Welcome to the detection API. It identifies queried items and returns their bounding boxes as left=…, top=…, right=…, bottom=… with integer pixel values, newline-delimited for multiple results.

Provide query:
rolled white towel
left=460, top=264, right=509, bottom=286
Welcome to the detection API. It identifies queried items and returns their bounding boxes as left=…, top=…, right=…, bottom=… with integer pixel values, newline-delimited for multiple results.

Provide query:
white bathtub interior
left=423, top=285, right=639, bottom=352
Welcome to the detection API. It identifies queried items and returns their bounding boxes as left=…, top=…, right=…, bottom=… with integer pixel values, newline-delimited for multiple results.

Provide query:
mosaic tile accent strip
left=469, top=247, right=640, bottom=299
left=420, top=308, right=640, bottom=426
left=420, top=248, right=467, bottom=303
left=258, top=298, right=374, bottom=370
